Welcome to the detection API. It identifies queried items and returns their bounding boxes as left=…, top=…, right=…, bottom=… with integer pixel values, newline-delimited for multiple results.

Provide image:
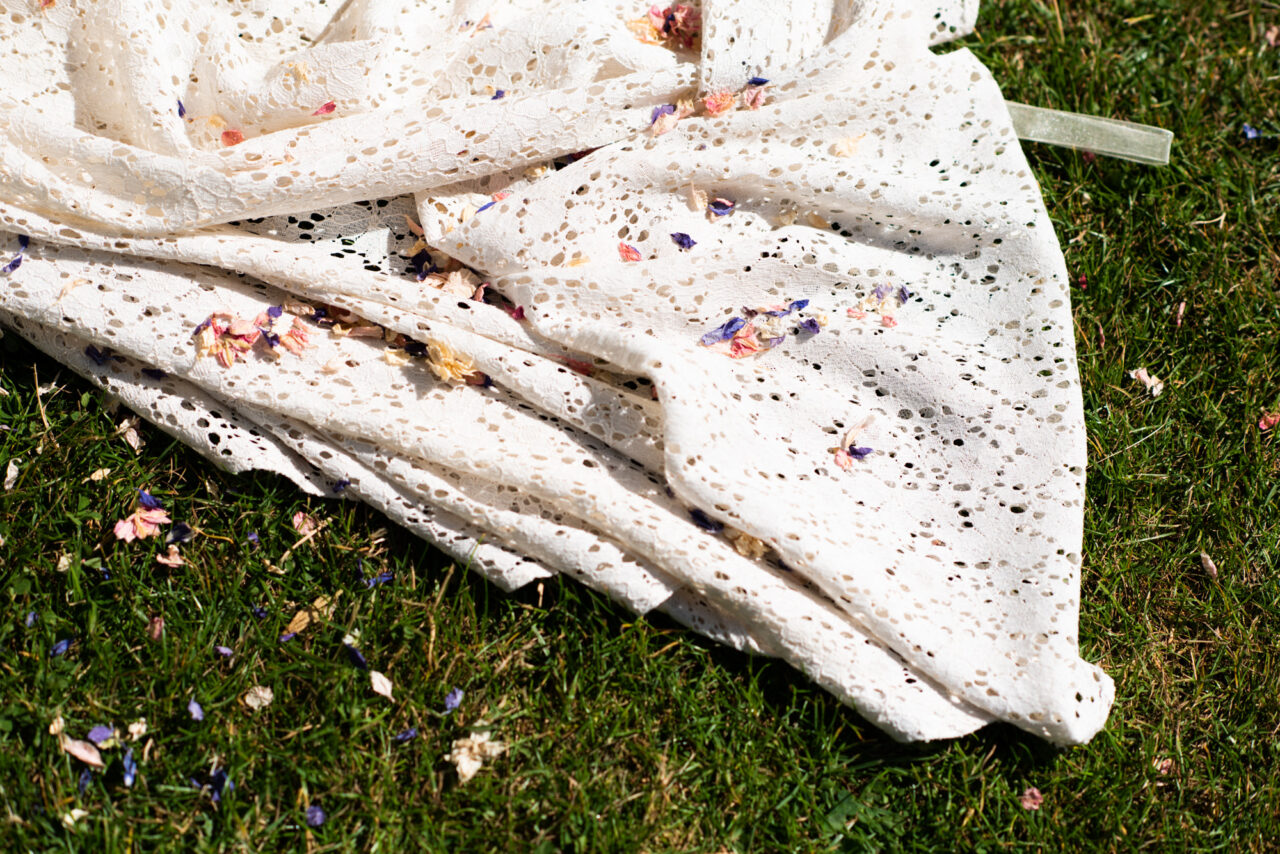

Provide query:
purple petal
left=1, top=254, right=21, bottom=275
left=444, top=687, right=464, bottom=712
left=872, top=284, right=891, bottom=300
left=209, top=768, right=232, bottom=802
left=166, top=522, right=194, bottom=545
left=344, top=644, right=369, bottom=670
left=475, top=200, right=497, bottom=214
left=50, top=639, right=71, bottom=657
left=1243, top=123, right=1261, bottom=140
left=798, top=318, right=821, bottom=335
left=689, top=509, right=724, bottom=533
left=409, top=249, right=435, bottom=281
left=699, top=316, right=746, bottom=346
left=18, top=235, right=29, bottom=250
left=332, top=479, right=350, bottom=493
left=266, top=305, right=283, bottom=319
left=362, top=572, right=394, bottom=589
left=306, top=805, right=326, bottom=828
left=650, top=104, right=675, bottom=126
left=188, top=698, right=204, bottom=721
left=84, top=345, right=109, bottom=366
left=78, top=769, right=92, bottom=795
left=86, top=725, right=115, bottom=746
left=247, top=532, right=260, bottom=549
left=393, top=727, right=419, bottom=743
left=747, top=76, right=769, bottom=86
left=138, top=489, right=163, bottom=510
left=898, top=286, right=913, bottom=303
left=215, top=645, right=234, bottom=657
left=707, top=198, right=735, bottom=216
left=279, top=632, right=297, bottom=643
left=491, top=89, right=506, bottom=100
left=670, top=232, right=696, bottom=250
left=122, top=749, right=136, bottom=787
left=847, top=446, right=874, bottom=459
left=25, top=611, right=37, bottom=628
left=177, top=99, right=186, bottom=118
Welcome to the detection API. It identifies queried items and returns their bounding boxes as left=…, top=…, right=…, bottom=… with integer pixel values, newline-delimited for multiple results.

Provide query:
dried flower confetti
left=741, top=85, right=766, bottom=110
left=618, top=242, right=642, bottom=262
left=86, top=725, right=115, bottom=746
left=702, top=90, right=735, bottom=116
left=371, top=670, right=395, bottom=700
left=444, top=687, right=464, bottom=712
left=1259, top=411, right=1280, bottom=432
left=292, top=511, right=318, bottom=535
left=50, top=638, right=71, bottom=657
left=2, top=234, right=29, bottom=275
left=1200, top=551, right=1219, bottom=580
left=122, top=748, right=137, bottom=787
left=426, top=339, right=478, bottom=384
left=3, top=459, right=17, bottom=492
left=188, top=698, right=204, bottom=721
left=670, top=232, right=696, bottom=250
left=221, top=129, right=245, bottom=146
left=726, top=527, right=769, bottom=559
left=244, top=685, right=274, bottom=711
left=1019, top=787, right=1044, bottom=811
left=1128, top=367, right=1165, bottom=398
left=447, top=731, right=506, bottom=783
left=306, top=805, right=326, bottom=828
left=394, top=727, right=419, bottom=743
left=707, top=198, right=735, bottom=217
left=312, top=101, right=336, bottom=116
left=62, top=737, right=104, bottom=768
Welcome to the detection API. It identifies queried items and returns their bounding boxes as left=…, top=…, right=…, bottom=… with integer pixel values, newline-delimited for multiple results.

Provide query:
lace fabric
left=0, top=0, right=1112, bottom=744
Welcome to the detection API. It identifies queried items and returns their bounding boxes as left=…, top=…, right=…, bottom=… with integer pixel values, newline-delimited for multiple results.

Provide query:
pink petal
left=114, top=518, right=138, bottom=542
left=312, top=101, right=336, bottom=116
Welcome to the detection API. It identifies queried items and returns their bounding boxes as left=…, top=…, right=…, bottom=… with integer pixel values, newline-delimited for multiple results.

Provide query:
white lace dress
left=0, top=0, right=1112, bottom=744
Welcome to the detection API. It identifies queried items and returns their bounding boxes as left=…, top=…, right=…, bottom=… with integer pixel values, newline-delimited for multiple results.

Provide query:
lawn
left=2, top=1, right=1279, bottom=850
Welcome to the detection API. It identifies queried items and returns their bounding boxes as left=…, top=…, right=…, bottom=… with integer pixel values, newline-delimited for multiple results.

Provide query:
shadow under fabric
left=0, top=0, right=1169, bottom=744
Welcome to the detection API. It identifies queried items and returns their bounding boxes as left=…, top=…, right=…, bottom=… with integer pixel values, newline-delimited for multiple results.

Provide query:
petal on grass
left=444, top=688, right=464, bottom=712
left=62, top=738, right=104, bottom=768
left=371, top=670, right=394, bottom=701
left=244, top=686, right=273, bottom=711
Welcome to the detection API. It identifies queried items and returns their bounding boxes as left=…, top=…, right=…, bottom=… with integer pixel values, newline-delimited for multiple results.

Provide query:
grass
left=3, top=1, right=1280, bottom=849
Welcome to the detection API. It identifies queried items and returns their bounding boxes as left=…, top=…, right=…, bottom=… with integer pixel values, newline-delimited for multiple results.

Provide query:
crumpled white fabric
left=0, top=0, right=1113, bottom=744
